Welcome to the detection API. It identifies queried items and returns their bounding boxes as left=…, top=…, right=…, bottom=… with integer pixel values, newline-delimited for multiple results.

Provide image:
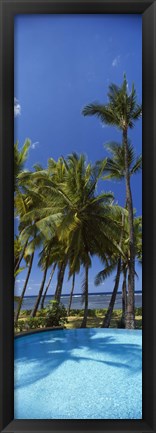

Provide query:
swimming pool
left=14, top=328, right=142, bottom=419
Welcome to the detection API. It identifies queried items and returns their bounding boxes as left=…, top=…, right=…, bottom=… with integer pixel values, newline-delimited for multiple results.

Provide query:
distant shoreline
left=23, top=291, right=142, bottom=298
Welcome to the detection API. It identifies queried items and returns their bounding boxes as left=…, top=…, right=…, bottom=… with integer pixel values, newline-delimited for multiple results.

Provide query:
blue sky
left=14, top=14, right=142, bottom=296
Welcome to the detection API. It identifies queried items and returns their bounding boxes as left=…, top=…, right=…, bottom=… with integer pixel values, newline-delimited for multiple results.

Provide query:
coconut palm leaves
left=82, top=75, right=142, bottom=130
left=14, top=139, right=31, bottom=191
left=14, top=152, right=125, bottom=326
left=100, top=141, right=142, bottom=181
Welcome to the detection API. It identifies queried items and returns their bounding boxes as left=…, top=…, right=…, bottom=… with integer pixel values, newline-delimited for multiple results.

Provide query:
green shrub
left=37, top=308, right=47, bottom=317
left=14, top=317, right=46, bottom=333
left=14, top=320, right=26, bottom=332
left=26, top=317, right=46, bottom=329
left=45, top=300, right=68, bottom=327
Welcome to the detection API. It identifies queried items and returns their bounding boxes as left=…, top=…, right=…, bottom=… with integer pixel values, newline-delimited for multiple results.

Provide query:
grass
left=66, top=308, right=142, bottom=329
left=17, top=307, right=142, bottom=332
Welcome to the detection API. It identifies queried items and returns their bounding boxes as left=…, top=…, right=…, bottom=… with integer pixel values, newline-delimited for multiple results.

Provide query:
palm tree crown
left=82, top=74, right=142, bottom=130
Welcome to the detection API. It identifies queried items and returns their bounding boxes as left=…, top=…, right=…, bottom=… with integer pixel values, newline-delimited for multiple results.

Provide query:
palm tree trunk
left=54, top=260, right=67, bottom=303
left=14, top=252, right=34, bottom=326
left=123, top=128, right=135, bottom=329
left=67, top=273, right=75, bottom=315
left=121, top=267, right=127, bottom=327
left=31, top=251, right=50, bottom=317
left=81, top=264, right=89, bottom=328
left=101, top=257, right=121, bottom=328
left=14, top=239, right=28, bottom=274
left=101, top=209, right=124, bottom=329
left=41, top=263, right=56, bottom=309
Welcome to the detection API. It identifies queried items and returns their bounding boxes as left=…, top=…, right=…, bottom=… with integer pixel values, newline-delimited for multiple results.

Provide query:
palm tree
left=102, top=258, right=121, bottom=328
left=56, top=153, right=124, bottom=327
left=67, top=273, right=75, bottom=315
left=120, top=215, right=142, bottom=326
left=14, top=140, right=31, bottom=278
left=102, top=142, right=142, bottom=326
left=14, top=252, right=34, bottom=326
left=121, top=266, right=128, bottom=326
left=41, top=262, right=57, bottom=309
left=82, top=76, right=142, bottom=328
left=14, top=235, right=27, bottom=276
left=14, top=139, right=31, bottom=191
left=54, top=257, right=68, bottom=303
left=18, top=153, right=124, bottom=326
left=30, top=243, right=52, bottom=317
left=17, top=159, right=69, bottom=313
left=95, top=213, right=142, bottom=328
left=95, top=209, right=125, bottom=328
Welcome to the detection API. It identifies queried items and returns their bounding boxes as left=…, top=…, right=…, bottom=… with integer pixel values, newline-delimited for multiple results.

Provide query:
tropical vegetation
left=14, top=75, right=142, bottom=333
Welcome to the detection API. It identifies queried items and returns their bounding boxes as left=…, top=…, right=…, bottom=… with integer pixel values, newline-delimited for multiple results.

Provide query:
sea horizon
left=23, top=290, right=142, bottom=298
left=15, top=291, right=142, bottom=311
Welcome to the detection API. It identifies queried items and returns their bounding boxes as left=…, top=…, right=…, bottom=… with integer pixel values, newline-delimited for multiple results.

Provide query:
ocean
left=16, top=292, right=142, bottom=311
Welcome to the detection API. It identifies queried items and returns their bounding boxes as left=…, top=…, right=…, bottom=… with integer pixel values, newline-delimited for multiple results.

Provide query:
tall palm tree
left=82, top=76, right=142, bottom=328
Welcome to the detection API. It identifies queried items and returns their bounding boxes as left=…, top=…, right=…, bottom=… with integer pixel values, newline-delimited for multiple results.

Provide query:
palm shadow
left=14, top=328, right=142, bottom=389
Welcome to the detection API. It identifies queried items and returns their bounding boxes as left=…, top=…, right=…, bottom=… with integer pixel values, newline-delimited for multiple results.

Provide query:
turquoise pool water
left=14, top=328, right=142, bottom=419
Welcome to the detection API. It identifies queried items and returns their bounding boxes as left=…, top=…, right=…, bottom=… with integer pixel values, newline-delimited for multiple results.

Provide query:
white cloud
left=14, top=98, right=21, bottom=117
left=112, top=55, right=120, bottom=68
left=31, top=141, right=39, bottom=150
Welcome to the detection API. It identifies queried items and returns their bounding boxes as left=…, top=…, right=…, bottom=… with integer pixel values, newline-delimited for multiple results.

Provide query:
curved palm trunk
left=67, top=273, right=75, bottom=315
left=101, top=209, right=124, bottom=329
left=123, top=128, right=135, bottom=329
left=54, top=260, right=67, bottom=303
left=31, top=251, right=51, bottom=317
left=81, top=264, right=89, bottom=328
left=14, top=252, right=34, bottom=326
left=41, top=263, right=57, bottom=309
left=101, top=257, right=121, bottom=328
left=121, top=267, right=127, bottom=327
left=14, top=239, right=28, bottom=274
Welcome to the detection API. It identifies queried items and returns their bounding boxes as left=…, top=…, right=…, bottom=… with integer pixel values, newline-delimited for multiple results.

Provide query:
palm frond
left=95, top=261, right=117, bottom=286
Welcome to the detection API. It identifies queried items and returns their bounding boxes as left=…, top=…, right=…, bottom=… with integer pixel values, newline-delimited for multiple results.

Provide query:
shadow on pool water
left=14, top=329, right=142, bottom=389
